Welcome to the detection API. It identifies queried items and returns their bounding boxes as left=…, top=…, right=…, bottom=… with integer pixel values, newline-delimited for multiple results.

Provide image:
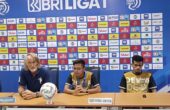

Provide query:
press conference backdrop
left=0, top=0, right=169, bottom=92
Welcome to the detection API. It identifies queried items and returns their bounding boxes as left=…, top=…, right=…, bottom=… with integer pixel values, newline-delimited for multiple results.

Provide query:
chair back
left=85, top=67, right=100, bottom=83
left=48, top=67, right=59, bottom=92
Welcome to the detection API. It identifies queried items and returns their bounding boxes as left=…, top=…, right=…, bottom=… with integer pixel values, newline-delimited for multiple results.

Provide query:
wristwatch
left=35, top=92, right=39, bottom=98
left=85, top=90, right=88, bottom=93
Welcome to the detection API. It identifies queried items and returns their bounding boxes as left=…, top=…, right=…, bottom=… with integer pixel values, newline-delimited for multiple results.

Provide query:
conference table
left=114, top=93, right=170, bottom=107
left=0, top=93, right=114, bottom=107
left=0, top=92, right=170, bottom=109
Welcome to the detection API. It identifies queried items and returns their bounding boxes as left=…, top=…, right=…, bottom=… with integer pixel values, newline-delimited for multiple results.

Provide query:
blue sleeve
left=18, top=68, right=26, bottom=86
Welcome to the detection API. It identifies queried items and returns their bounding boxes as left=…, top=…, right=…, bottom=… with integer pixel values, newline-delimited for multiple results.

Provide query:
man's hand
left=21, top=90, right=36, bottom=100
left=78, top=85, right=87, bottom=93
left=73, top=85, right=87, bottom=95
left=73, top=85, right=81, bottom=95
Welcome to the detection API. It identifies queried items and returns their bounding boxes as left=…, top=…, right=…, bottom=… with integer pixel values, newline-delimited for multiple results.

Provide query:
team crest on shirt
left=38, top=77, right=42, bottom=84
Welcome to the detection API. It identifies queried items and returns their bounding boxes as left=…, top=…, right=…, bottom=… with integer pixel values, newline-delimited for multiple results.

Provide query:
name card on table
left=0, top=97, right=16, bottom=103
left=88, top=98, right=112, bottom=104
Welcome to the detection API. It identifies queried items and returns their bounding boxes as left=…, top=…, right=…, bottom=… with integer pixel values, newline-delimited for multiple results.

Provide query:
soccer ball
left=40, top=82, right=57, bottom=100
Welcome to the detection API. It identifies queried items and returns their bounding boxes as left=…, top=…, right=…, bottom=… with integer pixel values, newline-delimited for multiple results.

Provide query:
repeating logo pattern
left=0, top=13, right=163, bottom=71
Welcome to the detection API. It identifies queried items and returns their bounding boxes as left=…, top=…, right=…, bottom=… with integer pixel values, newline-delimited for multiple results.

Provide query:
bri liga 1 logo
left=0, top=0, right=9, bottom=15
left=126, top=0, right=141, bottom=10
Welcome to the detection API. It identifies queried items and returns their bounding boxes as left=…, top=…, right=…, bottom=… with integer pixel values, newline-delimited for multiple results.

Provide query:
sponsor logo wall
left=0, top=13, right=163, bottom=71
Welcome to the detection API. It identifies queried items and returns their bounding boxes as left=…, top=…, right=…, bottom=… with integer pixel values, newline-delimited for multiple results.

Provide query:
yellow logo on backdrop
left=58, top=48, right=67, bottom=53
left=0, top=25, right=7, bottom=30
left=109, top=34, right=119, bottom=39
left=57, top=23, right=66, bottom=28
left=88, top=34, right=98, bottom=40
left=48, top=60, right=58, bottom=65
left=47, top=36, right=57, bottom=41
left=98, top=22, right=108, bottom=28
left=99, top=47, right=108, bottom=52
left=67, top=35, right=77, bottom=40
left=18, top=48, right=27, bottom=53
left=8, top=36, right=17, bottom=42
left=120, top=46, right=130, bottom=51
left=119, top=21, right=130, bottom=27
left=28, top=36, right=37, bottom=41
left=130, top=33, right=140, bottom=38
left=0, top=48, right=8, bottom=54
left=78, top=47, right=88, bottom=52
left=36, top=24, right=46, bottom=29
left=17, top=24, right=26, bottom=30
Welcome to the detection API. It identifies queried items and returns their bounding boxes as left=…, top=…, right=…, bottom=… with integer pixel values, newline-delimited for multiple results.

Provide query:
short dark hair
left=73, top=59, right=85, bottom=67
left=132, top=55, right=143, bottom=63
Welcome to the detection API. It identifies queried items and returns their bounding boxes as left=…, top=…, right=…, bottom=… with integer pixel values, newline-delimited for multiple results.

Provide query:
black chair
left=48, top=67, right=60, bottom=92
left=85, top=67, right=100, bottom=84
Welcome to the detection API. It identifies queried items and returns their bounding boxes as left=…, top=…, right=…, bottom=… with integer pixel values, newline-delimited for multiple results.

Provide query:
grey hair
left=24, top=53, right=41, bottom=71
